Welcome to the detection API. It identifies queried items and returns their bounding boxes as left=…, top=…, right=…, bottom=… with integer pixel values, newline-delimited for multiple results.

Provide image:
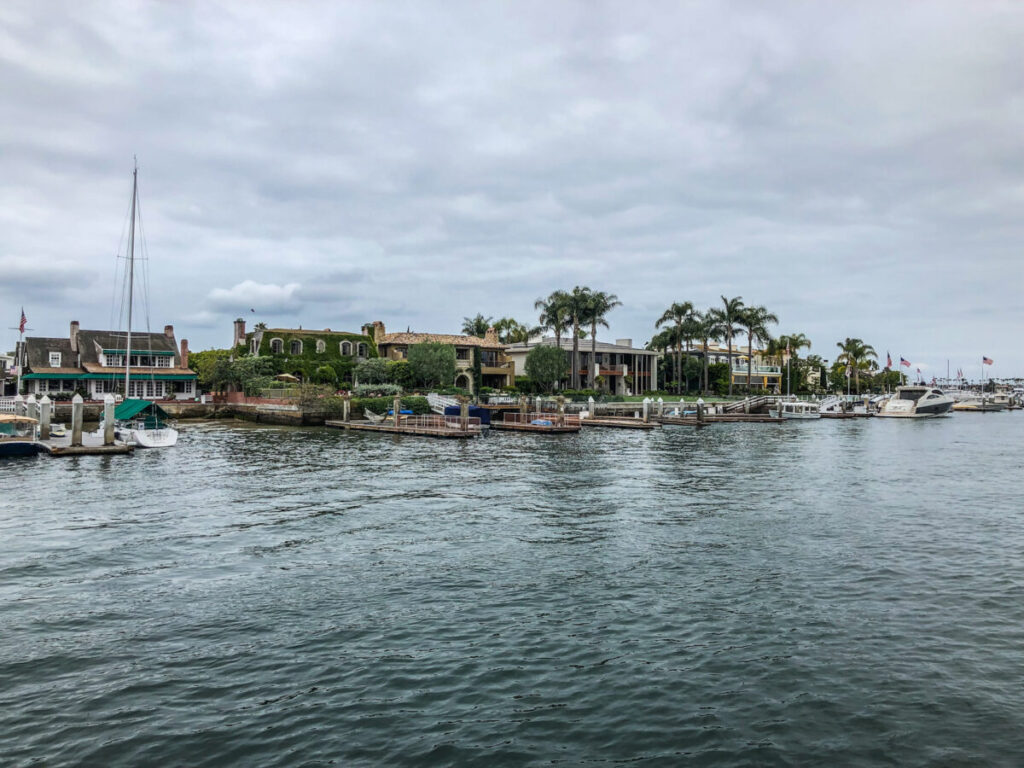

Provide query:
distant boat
left=769, top=400, right=821, bottom=419
left=877, top=386, right=953, bottom=418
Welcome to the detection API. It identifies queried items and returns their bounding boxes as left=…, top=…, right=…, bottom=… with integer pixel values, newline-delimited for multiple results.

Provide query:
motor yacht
left=877, top=386, right=953, bottom=418
left=769, top=400, right=821, bottom=419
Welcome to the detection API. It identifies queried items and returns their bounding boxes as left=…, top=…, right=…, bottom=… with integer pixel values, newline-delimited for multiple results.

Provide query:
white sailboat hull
left=116, top=426, right=179, bottom=448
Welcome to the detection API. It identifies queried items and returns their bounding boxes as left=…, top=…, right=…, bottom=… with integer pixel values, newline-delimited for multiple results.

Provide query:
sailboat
left=105, top=162, right=179, bottom=448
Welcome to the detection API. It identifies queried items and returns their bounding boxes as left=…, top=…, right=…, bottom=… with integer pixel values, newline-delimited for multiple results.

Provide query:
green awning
left=102, top=349, right=175, bottom=355
left=22, top=373, right=196, bottom=381
left=114, top=399, right=170, bottom=421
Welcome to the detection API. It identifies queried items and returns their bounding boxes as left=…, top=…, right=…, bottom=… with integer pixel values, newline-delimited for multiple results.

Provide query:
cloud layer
left=2, top=1, right=1022, bottom=374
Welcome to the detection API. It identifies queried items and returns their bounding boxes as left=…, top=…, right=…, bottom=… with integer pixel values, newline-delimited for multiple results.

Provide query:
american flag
left=886, top=351, right=892, bottom=369
left=19, top=307, right=27, bottom=334
left=900, top=357, right=911, bottom=367
left=982, top=356, right=994, bottom=365
left=917, top=367, right=921, bottom=375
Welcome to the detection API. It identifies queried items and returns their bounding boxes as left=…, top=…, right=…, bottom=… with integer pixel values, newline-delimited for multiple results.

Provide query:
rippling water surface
left=3, top=415, right=1024, bottom=766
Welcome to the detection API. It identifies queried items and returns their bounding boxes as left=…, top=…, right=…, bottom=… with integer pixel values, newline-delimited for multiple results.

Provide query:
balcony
left=732, top=365, right=781, bottom=376
left=482, top=362, right=514, bottom=375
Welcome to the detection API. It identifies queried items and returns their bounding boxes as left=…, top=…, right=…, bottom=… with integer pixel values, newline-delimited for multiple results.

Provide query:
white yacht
left=877, top=386, right=954, bottom=418
left=769, top=400, right=821, bottom=419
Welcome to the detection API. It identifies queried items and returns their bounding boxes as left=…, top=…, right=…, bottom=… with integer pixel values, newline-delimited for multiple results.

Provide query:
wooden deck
left=581, top=418, right=660, bottom=430
left=493, top=412, right=582, bottom=433
left=491, top=422, right=581, bottom=433
left=325, top=420, right=480, bottom=439
left=41, top=442, right=134, bottom=456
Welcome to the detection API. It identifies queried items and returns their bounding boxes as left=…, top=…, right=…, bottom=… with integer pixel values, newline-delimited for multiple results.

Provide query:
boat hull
left=116, top=427, right=179, bottom=448
left=0, top=440, right=42, bottom=457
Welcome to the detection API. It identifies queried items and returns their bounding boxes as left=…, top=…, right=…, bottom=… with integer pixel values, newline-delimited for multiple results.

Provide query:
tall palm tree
left=694, top=310, right=720, bottom=394
left=535, top=291, right=571, bottom=387
left=584, top=290, right=621, bottom=388
left=493, top=317, right=536, bottom=344
left=708, top=295, right=745, bottom=396
left=740, top=305, right=778, bottom=392
left=655, top=301, right=695, bottom=395
left=461, top=314, right=494, bottom=337
left=835, top=337, right=877, bottom=394
left=565, top=286, right=592, bottom=389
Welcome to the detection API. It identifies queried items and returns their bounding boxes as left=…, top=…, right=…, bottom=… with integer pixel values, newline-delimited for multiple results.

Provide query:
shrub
left=525, top=345, right=569, bottom=392
left=355, top=358, right=389, bottom=384
left=351, top=396, right=431, bottom=416
left=385, top=360, right=415, bottom=389
left=408, top=343, right=457, bottom=388
left=353, top=383, right=403, bottom=397
left=313, top=365, right=337, bottom=385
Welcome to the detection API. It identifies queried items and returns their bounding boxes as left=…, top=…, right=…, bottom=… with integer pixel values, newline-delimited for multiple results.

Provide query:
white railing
left=502, top=412, right=581, bottom=427
left=732, top=365, right=782, bottom=375
left=0, top=397, right=20, bottom=413
left=402, top=414, right=482, bottom=431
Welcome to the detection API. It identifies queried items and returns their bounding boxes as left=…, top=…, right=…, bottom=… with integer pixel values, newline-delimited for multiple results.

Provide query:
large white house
left=504, top=337, right=659, bottom=395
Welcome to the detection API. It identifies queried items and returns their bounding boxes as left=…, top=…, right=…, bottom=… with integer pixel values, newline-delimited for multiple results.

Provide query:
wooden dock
left=820, top=412, right=860, bottom=419
left=658, top=414, right=782, bottom=426
left=325, top=417, right=481, bottom=439
left=493, top=412, right=582, bottom=433
left=40, top=442, right=134, bottom=456
left=581, top=418, right=660, bottom=430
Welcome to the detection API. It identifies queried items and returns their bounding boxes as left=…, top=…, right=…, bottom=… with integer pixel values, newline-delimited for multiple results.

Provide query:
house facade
left=367, top=321, right=514, bottom=392
left=686, top=342, right=782, bottom=392
left=231, top=319, right=376, bottom=382
left=504, top=337, right=660, bottom=395
left=17, top=321, right=198, bottom=400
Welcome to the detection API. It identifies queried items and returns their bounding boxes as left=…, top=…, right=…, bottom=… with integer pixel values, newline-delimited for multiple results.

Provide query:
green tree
left=385, top=360, right=414, bottom=389
left=188, top=348, right=231, bottom=392
left=739, top=305, right=778, bottom=392
left=525, top=345, right=569, bottom=392
left=534, top=290, right=571, bottom=385
left=355, top=358, right=389, bottom=384
left=835, top=337, right=878, bottom=394
left=461, top=314, right=494, bottom=337
left=561, top=286, right=592, bottom=389
left=656, top=301, right=695, bottom=395
left=408, top=342, right=457, bottom=388
left=312, top=365, right=337, bottom=386
left=708, top=295, right=746, bottom=396
left=584, top=290, right=621, bottom=388
left=683, top=355, right=703, bottom=392
left=493, top=317, right=535, bottom=344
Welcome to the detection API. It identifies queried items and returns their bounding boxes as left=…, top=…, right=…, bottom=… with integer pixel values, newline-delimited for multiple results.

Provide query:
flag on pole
left=917, top=367, right=921, bottom=375
left=900, top=357, right=911, bottom=367
left=845, top=364, right=852, bottom=379
left=982, top=356, right=994, bottom=365
left=19, top=307, right=27, bottom=334
left=886, top=351, right=892, bottom=369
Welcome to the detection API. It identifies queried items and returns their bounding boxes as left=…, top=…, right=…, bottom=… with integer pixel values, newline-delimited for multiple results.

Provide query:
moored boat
left=877, top=386, right=953, bottom=418
left=768, top=400, right=821, bottom=419
left=0, top=414, right=42, bottom=457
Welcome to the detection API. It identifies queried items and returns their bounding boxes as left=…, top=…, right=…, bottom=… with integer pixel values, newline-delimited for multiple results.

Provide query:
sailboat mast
left=125, top=162, right=137, bottom=397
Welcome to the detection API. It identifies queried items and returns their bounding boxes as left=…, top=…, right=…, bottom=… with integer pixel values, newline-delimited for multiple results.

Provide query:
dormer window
left=49, top=352, right=61, bottom=367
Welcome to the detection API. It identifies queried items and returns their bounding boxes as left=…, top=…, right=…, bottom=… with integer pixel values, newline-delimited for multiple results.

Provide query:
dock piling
left=39, top=395, right=51, bottom=441
left=642, top=397, right=650, bottom=423
left=26, top=394, right=38, bottom=422
left=71, top=393, right=83, bottom=446
left=342, top=394, right=351, bottom=422
left=103, top=394, right=115, bottom=445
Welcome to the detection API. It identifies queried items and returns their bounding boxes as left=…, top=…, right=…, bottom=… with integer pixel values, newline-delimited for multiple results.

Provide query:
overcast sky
left=2, top=1, right=1022, bottom=377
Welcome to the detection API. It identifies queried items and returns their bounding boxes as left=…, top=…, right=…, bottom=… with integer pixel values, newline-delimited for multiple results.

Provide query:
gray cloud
left=1, top=1, right=1022, bottom=374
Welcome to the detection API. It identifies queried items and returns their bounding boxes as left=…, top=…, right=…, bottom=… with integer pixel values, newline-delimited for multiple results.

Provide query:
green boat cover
left=114, top=399, right=170, bottom=427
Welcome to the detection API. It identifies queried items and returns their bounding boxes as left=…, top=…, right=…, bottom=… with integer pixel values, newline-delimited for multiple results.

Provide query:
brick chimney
left=164, top=324, right=174, bottom=339
left=70, top=320, right=80, bottom=352
left=484, top=326, right=499, bottom=345
left=180, top=339, right=190, bottom=369
left=372, top=320, right=385, bottom=344
left=234, top=318, right=246, bottom=347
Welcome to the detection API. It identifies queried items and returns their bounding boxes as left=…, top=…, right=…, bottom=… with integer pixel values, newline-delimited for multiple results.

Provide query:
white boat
left=952, top=396, right=1005, bottom=413
left=0, top=414, right=42, bottom=457
left=111, top=162, right=178, bottom=448
left=877, top=386, right=953, bottom=418
left=769, top=400, right=821, bottom=419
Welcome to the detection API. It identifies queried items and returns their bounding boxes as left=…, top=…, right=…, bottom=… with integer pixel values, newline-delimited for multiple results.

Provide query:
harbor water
left=2, top=415, right=1023, bottom=766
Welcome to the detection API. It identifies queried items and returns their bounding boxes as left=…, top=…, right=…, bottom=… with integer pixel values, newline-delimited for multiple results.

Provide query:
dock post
left=14, top=393, right=24, bottom=415
left=103, top=394, right=116, bottom=445
left=39, top=395, right=51, bottom=441
left=587, top=395, right=595, bottom=419
left=393, top=395, right=402, bottom=430
left=342, top=393, right=351, bottom=422
left=556, top=395, right=565, bottom=425
left=26, top=394, right=38, bottom=421
left=71, top=393, right=84, bottom=447
left=696, top=397, right=705, bottom=426
left=657, top=397, right=664, bottom=418
left=459, top=396, right=469, bottom=432
left=535, top=395, right=542, bottom=414
left=642, top=397, right=650, bottom=423
left=519, top=396, right=528, bottom=416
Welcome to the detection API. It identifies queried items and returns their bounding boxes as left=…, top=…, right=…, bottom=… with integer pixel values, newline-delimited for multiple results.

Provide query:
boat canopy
left=114, top=399, right=170, bottom=426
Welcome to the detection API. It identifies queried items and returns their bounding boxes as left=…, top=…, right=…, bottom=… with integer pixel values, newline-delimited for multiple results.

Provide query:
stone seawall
left=46, top=400, right=331, bottom=426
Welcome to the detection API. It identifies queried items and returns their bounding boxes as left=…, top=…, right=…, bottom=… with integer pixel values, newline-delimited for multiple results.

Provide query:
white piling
left=103, top=394, right=116, bottom=445
left=39, top=395, right=51, bottom=440
left=71, top=393, right=84, bottom=446
left=26, top=394, right=38, bottom=421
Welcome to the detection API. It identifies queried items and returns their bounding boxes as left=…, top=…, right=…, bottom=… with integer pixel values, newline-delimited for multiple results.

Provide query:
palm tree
left=584, top=290, right=621, bottom=388
left=493, top=317, right=535, bottom=344
left=565, top=286, right=593, bottom=389
left=461, top=314, right=494, bottom=337
left=535, top=291, right=571, bottom=388
left=708, top=295, right=745, bottom=396
left=694, top=310, right=720, bottom=394
left=740, top=305, right=778, bottom=392
left=835, top=337, right=877, bottom=394
left=655, top=301, right=695, bottom=395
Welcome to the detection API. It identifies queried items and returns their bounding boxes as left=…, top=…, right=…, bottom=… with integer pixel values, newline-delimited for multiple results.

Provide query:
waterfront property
left=367, top=321, right=514, bottom=392
left=232, top=319, right=375, bottom=381
left=676, top=342, right=783, bottom=392
left=504, top=337, right=660, bottom=395
left=16, top=321, right=197, bottom=400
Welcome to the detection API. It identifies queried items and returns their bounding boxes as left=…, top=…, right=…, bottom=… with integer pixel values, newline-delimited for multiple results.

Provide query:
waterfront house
left=232, top=319, right=376, bottom=382
left=16, top=321, right=198, bottom=400
left=678, top=342, right=783, bottom=392
left=366, top=321, right=514, bottom=392
left=504, top=337, right=660, bottom=395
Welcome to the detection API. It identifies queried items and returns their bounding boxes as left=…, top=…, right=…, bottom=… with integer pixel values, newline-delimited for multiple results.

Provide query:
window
left=456, top=348, right=471, bottom=361
left=156, top=356, right=171, bottom=368
left=290, top=340, right=303, bottom=355
left=49, top=352, right=61, bottom=366
left=97, top=380, right=116, bottom=394
left=250, top=339, right=258, bottom=355
left=270, top=338, right=283, bottom=354
left=316, top=340, right=326, bottom=353
left=106, top=354, right=125, bottom=367
left=357, top=343, right=367, bottom=357
left=340, top=341, right=352, bottom=355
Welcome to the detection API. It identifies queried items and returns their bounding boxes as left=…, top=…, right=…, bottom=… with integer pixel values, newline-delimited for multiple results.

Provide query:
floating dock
left=492, top=412, right=582, bottom=433
left=325, top=415, right=482, bottom=439
left=581, top=417, right=660, bottom=430
left=37, top=434, right=134, bottom=456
